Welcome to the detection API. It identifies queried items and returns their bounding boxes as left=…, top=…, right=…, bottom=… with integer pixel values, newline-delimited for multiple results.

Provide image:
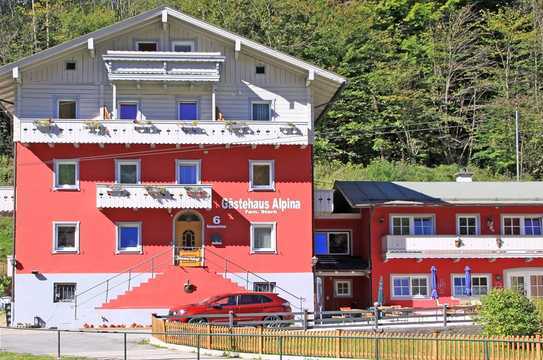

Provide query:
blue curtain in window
left=414, top=218, right=433, bottom=235
left=393, top=277, right=410, bottom=296
left=252, top=103, right=270, bottom=121
left=119, top=104, right=138, bottom=120
left=179, top=103, right=198, bottom=120
left=525, top=218, right=542, bottom=235
left=178, top=165, right=197, bottom=184
left=314, top=232, right=327, bottom=255
left=120, top=227, right=139, bottom=249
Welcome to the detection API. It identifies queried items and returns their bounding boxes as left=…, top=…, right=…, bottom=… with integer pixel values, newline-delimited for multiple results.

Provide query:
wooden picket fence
left=152, top=315, right=543, bottom=359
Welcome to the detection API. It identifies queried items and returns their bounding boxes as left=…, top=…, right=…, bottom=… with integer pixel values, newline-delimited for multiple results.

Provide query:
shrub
left=477, top=288, right=540, bottom=336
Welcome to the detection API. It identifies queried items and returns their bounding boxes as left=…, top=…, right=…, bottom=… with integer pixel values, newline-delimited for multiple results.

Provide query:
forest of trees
left=0, top=0, right=542, bottom=181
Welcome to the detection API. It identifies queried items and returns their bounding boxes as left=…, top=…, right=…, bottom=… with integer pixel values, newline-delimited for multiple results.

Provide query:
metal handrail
left=204, top=247, right=305, bottom=310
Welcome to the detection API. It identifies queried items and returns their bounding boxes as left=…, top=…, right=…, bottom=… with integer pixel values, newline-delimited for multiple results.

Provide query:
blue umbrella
left=377, top=276, right=384, bottom=306
left=464, top=266, right=472, bottom=296
left=431, top=266, right=439, bottom=300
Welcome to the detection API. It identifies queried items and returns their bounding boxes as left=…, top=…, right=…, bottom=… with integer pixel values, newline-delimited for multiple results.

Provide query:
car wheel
left=188, top=317, right=208, bottom=324
left=263, top=315, right=282, bottom=328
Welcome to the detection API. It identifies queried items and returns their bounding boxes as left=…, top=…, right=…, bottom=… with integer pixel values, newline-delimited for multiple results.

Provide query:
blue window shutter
left=120, top=226, right=139, bottom=249
left=120, top=104, right=138, bottom=120
left=178, top=165, right=197, bottom=184
left=179, top=103, right=198, bottom=120
left=314, top=232, right=328, bottom=255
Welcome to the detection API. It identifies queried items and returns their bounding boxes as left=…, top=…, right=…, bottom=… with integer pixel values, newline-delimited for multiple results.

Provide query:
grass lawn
left=0, top=353, right=88, bottom=359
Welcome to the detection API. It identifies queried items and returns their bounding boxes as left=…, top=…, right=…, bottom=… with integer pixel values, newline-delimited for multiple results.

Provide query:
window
left=178, top=102, right=198, bottom=121
left=53, top=222, right=79, bottom=253
left=54, top=160, right=79, bottom=190
left=250, top=223, right=276, bottom=253
left=531, top=275, right=543, bottom=298
left=314, top=231, right=350, bottom=255
left=253, top=282, right=276, bottom=292
left=251, top=101, right=271, bottom=121
left=390, top=216, right=434, bottom=236
left=334, top=280, right=352, bottom=298
left=53, top=283, right=76, bottom=303
left=176, top=160, right=201, bottom=184
left=249, top=160, right=274, bottom=191
left=216, top=296, right=237, bottom=306
left=511, top=276, right=526, bottom=295
left=238, top=294, right=272, bottom=305
left=115, top=160, right=140, bottom=184
left=392, top=217, right=410, bottom=235
left=172, top=40, right=195, bottom=52
left=136, top=41, right=158, bottom=51
left=65, top=61, right=76, bottom=71
left=452, top=275, right=490, bottom=297
left=58, top=100, right=76, bottom=119
left=391, top=275, right=429, bottom=298
left=256, top=65, right=266, bottom=74
left=502, top=216, right=543, bottom=235
left=458, top=216, right=478, bottom=236
left=116, top=222, right=142, bottom=253
left=119, top=102, right=138, bottom=120
left=525, top=218, right=542, bottom=235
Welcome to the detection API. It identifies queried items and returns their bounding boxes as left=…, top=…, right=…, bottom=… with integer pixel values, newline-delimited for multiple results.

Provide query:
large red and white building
left=314, top=176, right=543, bottom=311
left=0, top=7, right=346, bottom=327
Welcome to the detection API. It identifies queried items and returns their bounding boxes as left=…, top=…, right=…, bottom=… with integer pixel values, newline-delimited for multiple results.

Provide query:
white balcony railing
left=103, top=51, right=225, bottom=82
left=0, top=187, right=14, bottom=213
left=96, top=184, right=212, bottom=209
left=383, top=235, right=543, bottom=259
left=16, top=119, right=310, bottom=146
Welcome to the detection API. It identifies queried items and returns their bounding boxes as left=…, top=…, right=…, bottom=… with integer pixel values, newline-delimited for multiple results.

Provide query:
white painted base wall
left=12, top=272, right=165, bottom=329
left=223, top=272, right=315, bottom=311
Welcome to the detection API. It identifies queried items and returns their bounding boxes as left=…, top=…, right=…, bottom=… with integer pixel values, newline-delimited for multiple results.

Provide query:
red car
left=168, top=292, right=293, bottom=327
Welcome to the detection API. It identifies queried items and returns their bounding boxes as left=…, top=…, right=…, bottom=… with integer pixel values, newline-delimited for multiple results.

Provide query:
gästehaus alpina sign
left=221, top=197, right=302, bottom=214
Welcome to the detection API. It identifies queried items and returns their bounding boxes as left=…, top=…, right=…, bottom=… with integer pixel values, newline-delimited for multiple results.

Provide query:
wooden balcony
left=0, top=187, right=13, bottom=213
left=96, top=184, right=212, bottom=209
left=383, top=235, right=543, bottom=259
left=16, top=118, right=310, bottom=146
left=102, top=51, right=225, bottom=82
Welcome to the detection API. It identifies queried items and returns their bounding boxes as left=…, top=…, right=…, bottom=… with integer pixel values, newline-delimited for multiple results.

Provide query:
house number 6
left=213, top=216, right=221, bottom=225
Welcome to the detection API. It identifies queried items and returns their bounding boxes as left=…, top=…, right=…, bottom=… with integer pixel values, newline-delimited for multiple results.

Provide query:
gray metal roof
left=335, top=181, right=543, bottom=206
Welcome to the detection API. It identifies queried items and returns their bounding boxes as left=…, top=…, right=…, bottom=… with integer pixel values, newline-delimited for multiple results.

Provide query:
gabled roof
left=0, top=7, right=346, bottom=85
left=335, top=181, right=543, bottom=206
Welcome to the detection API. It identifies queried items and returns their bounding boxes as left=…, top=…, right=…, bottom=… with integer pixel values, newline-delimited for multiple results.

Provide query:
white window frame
left=315, top=230, right=351, bottom=255
left=53, top=221, right=80, bottom=253
left=505, top=269, right=543, bottom=298
left=250, top=222, right=276, bottom=253
left=172, top=40, right=195, bottom=52
left=57, top=99, right=77, bottom=119
left=334, top=279, right=353, bottom=298
left=456, top=214, right=480, bottom=236
left=177, top=101, right=199, bottom=121
left=53, top=283, right=77, bottom=303
left=175, top=160, right=201, bottom=184
left=501, top=215, right=543, bottom=236
left=115, top=159, right=141, bottom=184
left=391, top=274, right=430, bottom=299
left=249, top=160, right=275, bottom=191
left=253, top=282, right=276, bottom=292
left=53, top=159, right=80, bottom=191
left=116, top=222, right=143, bottom=254
left=136, top=40, right=159, bottom=51
left=389, top=215, right=435, bottom=236
left=118, top=101, right=141, bottom=120
left=251, top=100, right=272, bottom=121
left=451, top=273, right=491, bottom=298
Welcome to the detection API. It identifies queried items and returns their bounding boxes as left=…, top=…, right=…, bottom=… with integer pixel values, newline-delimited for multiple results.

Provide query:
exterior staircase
left=100, top=265, right=246, bottom=309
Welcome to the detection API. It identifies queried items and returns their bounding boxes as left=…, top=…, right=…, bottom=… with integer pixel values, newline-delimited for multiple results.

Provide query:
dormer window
left=136, top=41, right=158, bottom=52
left=172, top=40, right=195, bottom=52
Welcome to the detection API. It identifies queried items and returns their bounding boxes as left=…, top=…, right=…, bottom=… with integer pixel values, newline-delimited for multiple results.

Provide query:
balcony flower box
left=84, top=120, right=107, bottom=134
left=107, top=184, right=129, bottom=197
left=145, top=186, right=170, bottom=198
left=33, top=118, right=56, bottom=132
left=184, top=186, right=210, bottom=199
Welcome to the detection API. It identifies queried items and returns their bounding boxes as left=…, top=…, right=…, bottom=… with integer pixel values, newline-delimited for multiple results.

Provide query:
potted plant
left=133, top=119, right=152, bottom=126
left=84, top=120, right=103, bottom=132
left=145, top=185, right=169, bottom=197
left=107, top=184, right=128, bottom=197
left=33, top=118, right=55, bottom=128
left=185, top=186, right=209, bottom=199
left=454, top=237, right=463, bottom=248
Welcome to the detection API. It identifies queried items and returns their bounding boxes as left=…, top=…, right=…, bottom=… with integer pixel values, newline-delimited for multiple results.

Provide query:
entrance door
left=175, top=212, right=203, bottom=267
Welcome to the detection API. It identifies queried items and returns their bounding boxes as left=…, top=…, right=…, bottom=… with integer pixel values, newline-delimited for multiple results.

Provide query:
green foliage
left=0, top=156, right=13, bottom=186
left=0, top=217, right=12, bottom=261
left=315, top=159, right=509, bottom=188
left=477, top=288, right=541, bottom=336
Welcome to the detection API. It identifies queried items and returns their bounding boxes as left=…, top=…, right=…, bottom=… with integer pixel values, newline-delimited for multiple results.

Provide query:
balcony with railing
left=102, top=51, right=225, bottom=82
left=0, top=187, right=14, bottom=213
left=96, top=184, right=212, bottom=209
left=383, top=234, right=543, bottom=259
left=16, top=118, right=309, bottom=146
